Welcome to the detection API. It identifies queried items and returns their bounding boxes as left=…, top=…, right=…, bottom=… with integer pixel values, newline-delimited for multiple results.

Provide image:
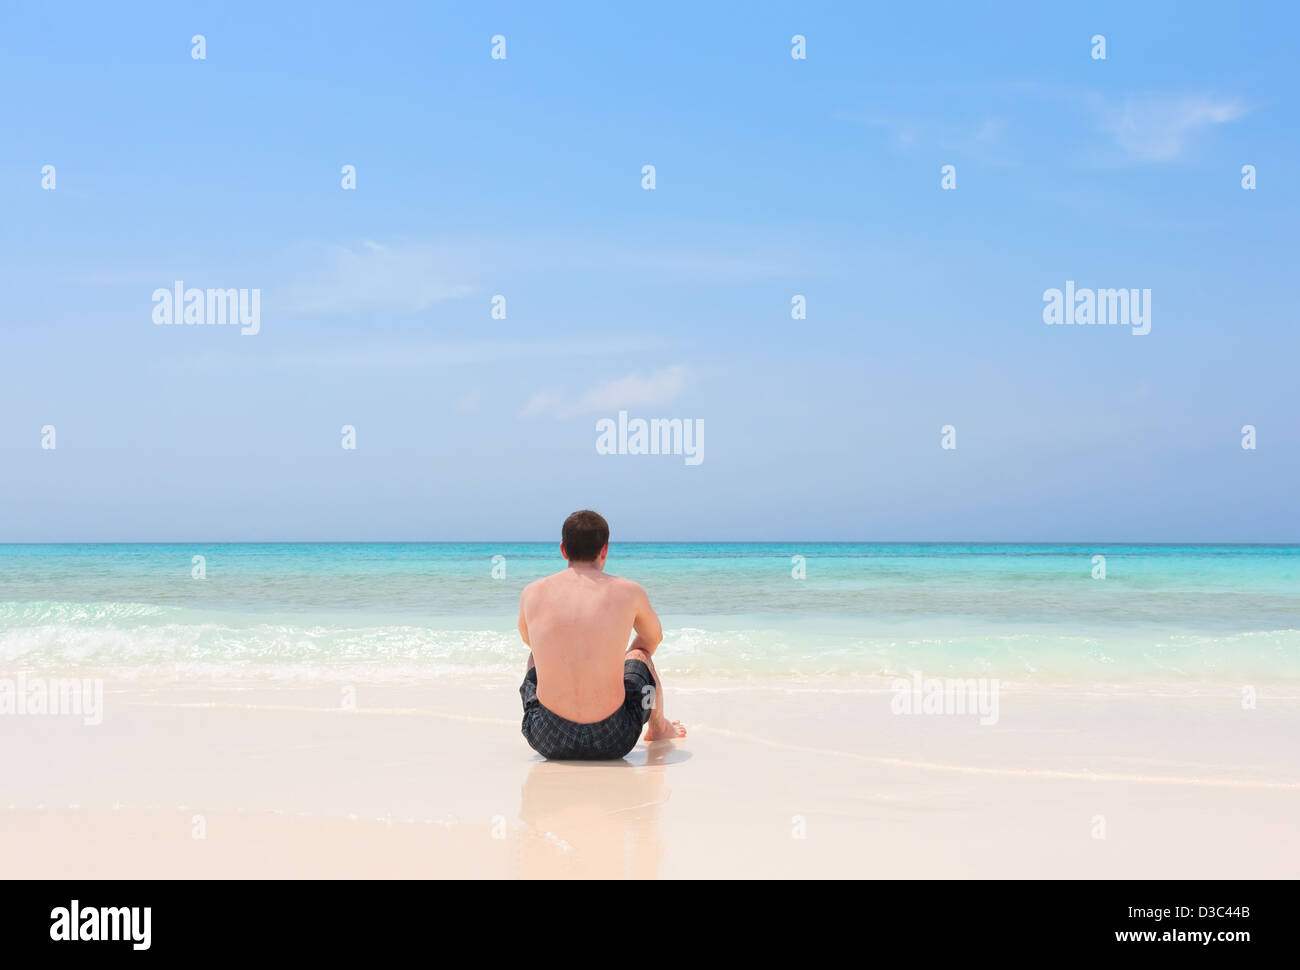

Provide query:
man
left=518, top=510, right=687, bottom=760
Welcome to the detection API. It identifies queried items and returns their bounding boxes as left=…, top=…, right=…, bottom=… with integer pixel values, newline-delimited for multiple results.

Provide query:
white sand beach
left=3, top=674, right=1297, bottom=878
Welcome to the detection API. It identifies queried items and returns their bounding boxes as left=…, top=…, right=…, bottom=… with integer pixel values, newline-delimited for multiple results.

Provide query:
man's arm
left=518, top=589, right=534, bottom=672
left=627, top=583, right=663, bottom=656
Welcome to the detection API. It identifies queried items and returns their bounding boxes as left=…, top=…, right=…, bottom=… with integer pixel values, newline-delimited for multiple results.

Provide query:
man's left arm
left=518, top=592, right=534, bottom=672
left=627, top=583, right=663, bottom=656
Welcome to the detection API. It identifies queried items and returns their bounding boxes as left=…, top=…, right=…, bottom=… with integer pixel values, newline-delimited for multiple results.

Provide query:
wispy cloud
left=282, top=240, right=475, bottom=315
left=835, top=109, right=1013, bottom=164
left=70, top=231, right=820, bottom=318
left=520, top=364, right=689, bottom=419
left=167, top=334, right=670, bottom=371
left=1101, top=94, right=1248, bottom=162
left=836, top=86, right=1249, bottom=166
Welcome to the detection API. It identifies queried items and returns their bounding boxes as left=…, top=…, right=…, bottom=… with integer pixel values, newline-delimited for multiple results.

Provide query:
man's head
left=561, top=509, right=609, bottom=568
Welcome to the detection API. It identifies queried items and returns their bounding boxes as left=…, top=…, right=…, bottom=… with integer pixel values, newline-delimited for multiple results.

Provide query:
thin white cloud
left=84, top=230, right=819, bottom=317
left=833, top=110, right=1014, bottom=165
left=282, top=240, right=475, bottom=314
left=520, top=365, right=689, bottom=419
left=1103, top=94, right=1247, bottom=162
left=455, top=389, right=484, bottom=414
left=518, top=391, right=563, bottom=419
left=167, top=334, right=671, bottom=371
left=836, top=87, right=1249, bottom=165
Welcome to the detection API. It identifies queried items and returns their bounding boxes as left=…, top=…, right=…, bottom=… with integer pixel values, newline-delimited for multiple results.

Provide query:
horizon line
left=1, top=540, right=1298, bottom=548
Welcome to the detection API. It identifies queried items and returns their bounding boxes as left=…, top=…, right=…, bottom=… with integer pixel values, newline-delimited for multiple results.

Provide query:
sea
left=1, top=543, right=1297, bottom=688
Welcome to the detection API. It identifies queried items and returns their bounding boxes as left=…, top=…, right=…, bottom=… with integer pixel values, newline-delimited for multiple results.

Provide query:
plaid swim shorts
left=520, top=658, right=655, bottom=760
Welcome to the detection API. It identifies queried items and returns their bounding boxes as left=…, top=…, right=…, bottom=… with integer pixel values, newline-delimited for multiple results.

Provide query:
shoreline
left=3, top=675, right=1297, bottom=878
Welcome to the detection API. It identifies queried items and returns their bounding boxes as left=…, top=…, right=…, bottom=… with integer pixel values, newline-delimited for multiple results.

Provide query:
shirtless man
left=518, top=510, right=687, bottom=760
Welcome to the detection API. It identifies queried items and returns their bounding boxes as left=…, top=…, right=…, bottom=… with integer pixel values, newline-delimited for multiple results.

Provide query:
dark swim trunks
left=520, top=658, right=655, bottom=760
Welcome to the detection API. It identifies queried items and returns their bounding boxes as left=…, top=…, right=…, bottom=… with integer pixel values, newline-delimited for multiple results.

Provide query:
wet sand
left=2, top=676, right=1298, bottom=878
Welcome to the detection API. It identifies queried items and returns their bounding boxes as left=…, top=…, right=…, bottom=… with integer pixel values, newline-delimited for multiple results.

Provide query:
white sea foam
left=3, top=602, right=1300, bottom=687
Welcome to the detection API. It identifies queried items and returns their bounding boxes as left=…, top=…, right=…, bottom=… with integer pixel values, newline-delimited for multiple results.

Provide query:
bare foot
left=645, top=718, right=687, bottom=742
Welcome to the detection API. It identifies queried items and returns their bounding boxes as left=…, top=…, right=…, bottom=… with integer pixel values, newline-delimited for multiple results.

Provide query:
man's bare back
left=520, top=567, right=649, bottom=721
left=517, top=511, right=685, bottom=754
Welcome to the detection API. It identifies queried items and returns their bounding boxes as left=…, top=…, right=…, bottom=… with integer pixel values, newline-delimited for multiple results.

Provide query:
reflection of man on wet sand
left=517, top=510, right=686, bottom=760
left=516, top=746, right=685, bottom=879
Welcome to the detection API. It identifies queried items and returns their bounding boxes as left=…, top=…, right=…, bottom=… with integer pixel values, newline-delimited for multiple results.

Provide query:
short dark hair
left=562, top=510, right=609, bottom=562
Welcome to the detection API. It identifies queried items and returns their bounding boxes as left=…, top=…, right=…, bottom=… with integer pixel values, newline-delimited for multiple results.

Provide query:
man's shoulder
left=522, top=570, right=567, bottom=597
left=606, top=575, right=647, bottom=599
left=523, top=570, right=646, bottom=602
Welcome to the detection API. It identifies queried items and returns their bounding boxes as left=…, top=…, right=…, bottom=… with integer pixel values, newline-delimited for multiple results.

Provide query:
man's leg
left=625, top=647, right=686, bottom=741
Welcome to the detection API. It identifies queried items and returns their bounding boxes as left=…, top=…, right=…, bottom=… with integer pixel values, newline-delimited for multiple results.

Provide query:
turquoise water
left=1, top=544, right=1298, bottom=685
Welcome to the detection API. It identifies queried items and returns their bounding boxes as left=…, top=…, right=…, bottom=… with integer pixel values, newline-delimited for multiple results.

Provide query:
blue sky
left=1, top=1, right=1297, bottom=542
